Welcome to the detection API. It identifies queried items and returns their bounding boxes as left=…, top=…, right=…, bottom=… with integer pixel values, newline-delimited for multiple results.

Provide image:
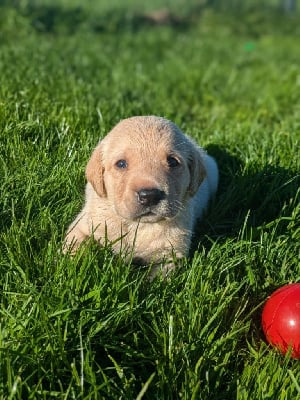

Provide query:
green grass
left=1, top=1, right=300, bottom=399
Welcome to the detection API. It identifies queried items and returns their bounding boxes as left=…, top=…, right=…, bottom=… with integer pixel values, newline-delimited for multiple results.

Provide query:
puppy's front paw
left=63, top=229, right=87, bottom=255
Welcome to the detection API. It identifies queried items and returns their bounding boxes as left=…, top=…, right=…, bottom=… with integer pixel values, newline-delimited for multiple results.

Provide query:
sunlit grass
left=0, top=1, right=299, bottom=398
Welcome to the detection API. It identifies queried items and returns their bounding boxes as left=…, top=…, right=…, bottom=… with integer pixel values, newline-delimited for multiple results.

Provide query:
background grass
left=0, top=1, right=300, bottom=399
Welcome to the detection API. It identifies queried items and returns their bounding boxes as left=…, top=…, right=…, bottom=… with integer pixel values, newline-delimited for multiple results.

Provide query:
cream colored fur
left=64, top=116, right=218, bottom=277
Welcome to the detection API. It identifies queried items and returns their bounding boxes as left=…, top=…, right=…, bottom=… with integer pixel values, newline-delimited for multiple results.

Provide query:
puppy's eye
left=167, top=156, right=180, bottom=168
left=115, top=159, right=128, bottom=169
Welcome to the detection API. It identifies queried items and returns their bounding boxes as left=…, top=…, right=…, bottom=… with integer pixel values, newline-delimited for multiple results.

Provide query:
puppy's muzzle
left=137, top=188, right=165, bottom=207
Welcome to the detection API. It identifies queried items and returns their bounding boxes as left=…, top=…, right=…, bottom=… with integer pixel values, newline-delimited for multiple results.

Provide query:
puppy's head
left=86, top=116, right=206, bottom=222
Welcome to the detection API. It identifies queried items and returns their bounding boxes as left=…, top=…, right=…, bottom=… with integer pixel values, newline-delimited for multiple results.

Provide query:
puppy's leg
left=63, top=213, right=88, bottom=254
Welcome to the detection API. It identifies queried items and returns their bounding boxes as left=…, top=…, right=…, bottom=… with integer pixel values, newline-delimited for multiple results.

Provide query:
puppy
left=64, top=116, right=218, bottom=277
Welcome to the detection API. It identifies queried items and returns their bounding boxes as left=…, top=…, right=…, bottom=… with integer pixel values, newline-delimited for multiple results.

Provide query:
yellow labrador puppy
left=64, top=116, right=218, bottom=277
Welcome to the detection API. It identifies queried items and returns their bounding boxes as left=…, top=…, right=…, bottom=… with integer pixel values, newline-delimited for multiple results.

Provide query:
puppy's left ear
left=187, top=145, right=206, bottom=196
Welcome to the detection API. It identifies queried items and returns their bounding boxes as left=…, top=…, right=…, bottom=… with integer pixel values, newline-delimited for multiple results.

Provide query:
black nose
left=137, top=188, right=165, bottom=206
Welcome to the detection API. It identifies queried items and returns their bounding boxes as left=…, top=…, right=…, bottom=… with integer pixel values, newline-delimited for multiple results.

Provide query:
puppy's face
left=86, top=116, right=206, bottom=222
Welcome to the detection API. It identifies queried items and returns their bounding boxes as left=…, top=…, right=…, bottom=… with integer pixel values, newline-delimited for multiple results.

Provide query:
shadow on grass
left=192, top=144, right=299, bottom=250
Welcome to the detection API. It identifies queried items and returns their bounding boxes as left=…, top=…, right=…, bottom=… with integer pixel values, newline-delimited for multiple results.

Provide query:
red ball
left=262, top=283, right=300, bottom=358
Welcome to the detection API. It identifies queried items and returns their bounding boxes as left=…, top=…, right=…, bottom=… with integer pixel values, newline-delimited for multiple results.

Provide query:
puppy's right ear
left=85, top=142, right=106, bottom=197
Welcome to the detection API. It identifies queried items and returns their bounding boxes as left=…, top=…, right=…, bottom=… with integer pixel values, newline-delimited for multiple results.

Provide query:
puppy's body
left=64, top=116, right=218, bottom=274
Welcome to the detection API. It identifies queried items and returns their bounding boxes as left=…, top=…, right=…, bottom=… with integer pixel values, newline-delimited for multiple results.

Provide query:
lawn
left=0, top=1, right=300, bottom=399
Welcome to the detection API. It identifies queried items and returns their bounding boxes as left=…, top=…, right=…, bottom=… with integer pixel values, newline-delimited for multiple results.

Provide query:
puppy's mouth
left=136, top=206, right=177, bottom=222
left=137, top=210, right=165, bottom=222
left=141, top=211, right=155, bottom=217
